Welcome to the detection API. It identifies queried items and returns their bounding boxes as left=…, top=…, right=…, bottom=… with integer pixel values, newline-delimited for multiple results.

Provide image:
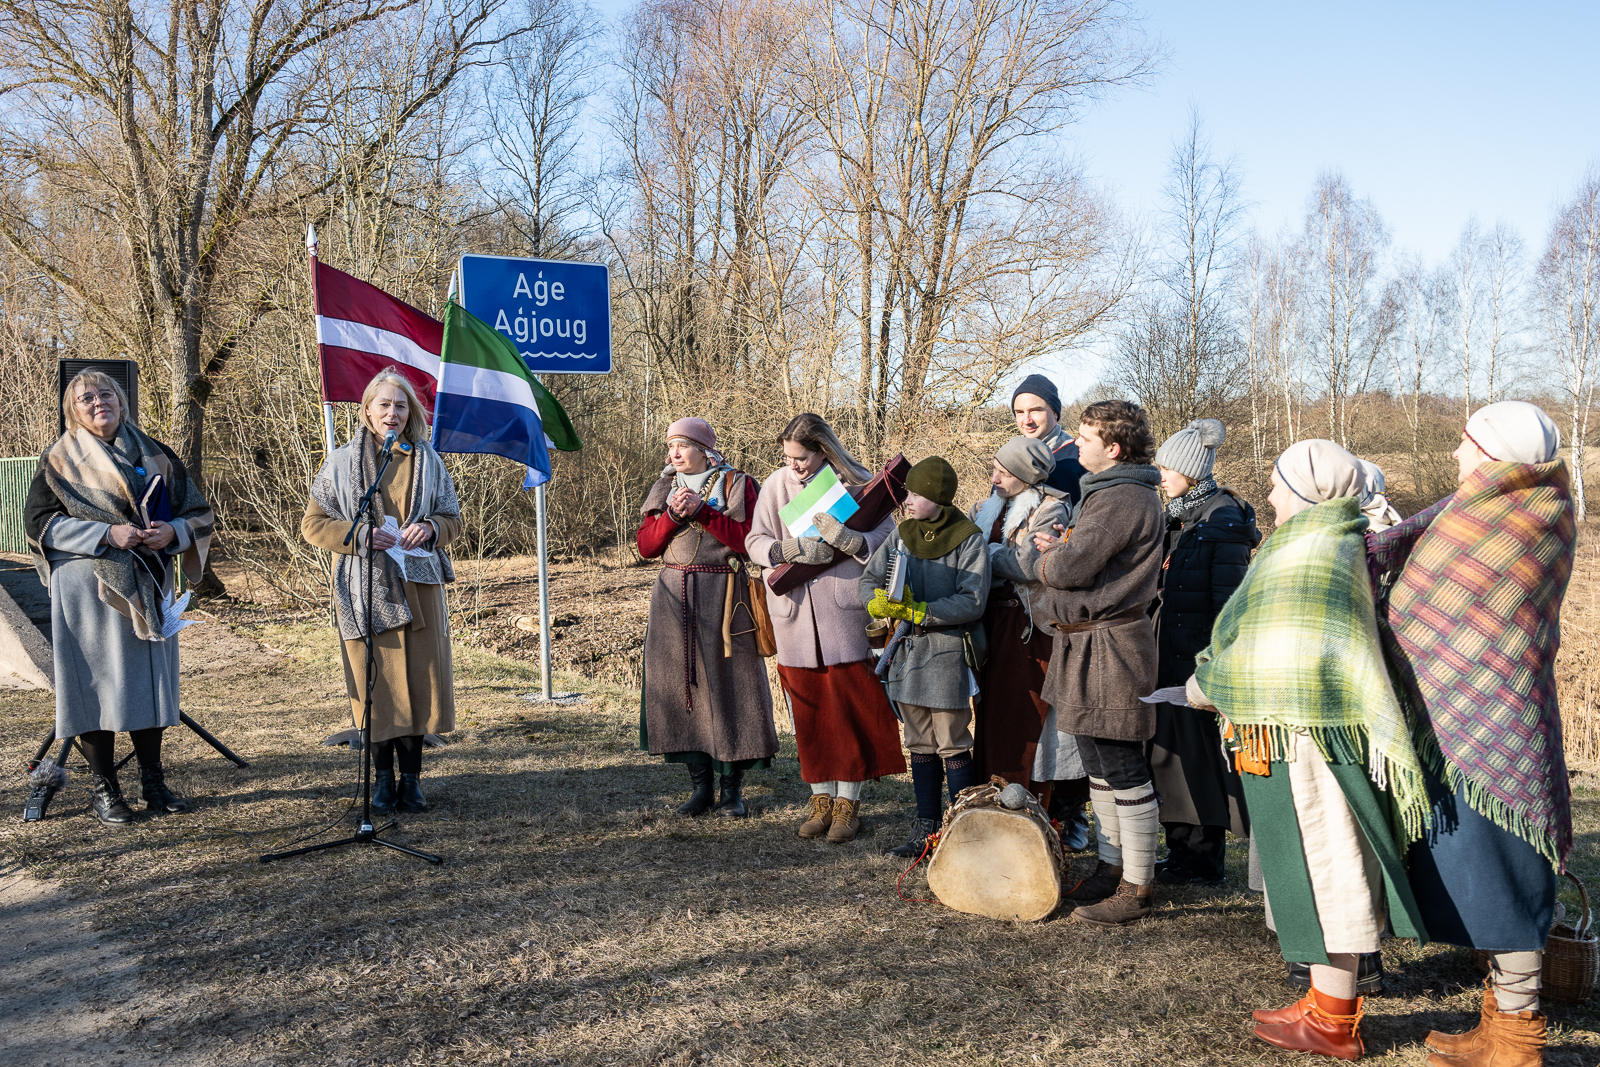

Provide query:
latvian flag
left=313, top=259, right=441, bottom=413
left=432, top=299, right=554, bottom=487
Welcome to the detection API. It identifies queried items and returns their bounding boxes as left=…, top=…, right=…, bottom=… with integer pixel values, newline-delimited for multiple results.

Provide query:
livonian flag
left=778, top=465, right=859, bottom=538
left=313, top=259, right=441, bottom=414
left=432, top=300, right=554, bottom=487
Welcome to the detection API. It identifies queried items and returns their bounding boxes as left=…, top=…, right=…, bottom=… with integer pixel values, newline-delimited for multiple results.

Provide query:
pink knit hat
left=666, top=417, right=716, bottom=452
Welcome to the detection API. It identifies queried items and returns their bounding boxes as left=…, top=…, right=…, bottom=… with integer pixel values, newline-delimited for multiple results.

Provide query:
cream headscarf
left=1355, top=459, right=1403, bottom=531
left=1464, top=401, right=1561, bottom=465
left=1273, top=439, right=1368, bottom=524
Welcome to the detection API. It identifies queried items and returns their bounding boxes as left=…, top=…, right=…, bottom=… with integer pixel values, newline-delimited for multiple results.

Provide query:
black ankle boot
left=139, top=763, right=188, bottom=814
left=715, top=770, right=747, bottom=818
left=396, top=773, right=427, bottom=813
left=91, top=774, right=135, bottom=826
left=676, top=763, right=716, bottom=816
left=372, top=770, right=398, bottom=814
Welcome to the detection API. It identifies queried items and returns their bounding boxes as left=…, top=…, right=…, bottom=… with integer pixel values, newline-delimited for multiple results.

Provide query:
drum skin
left=926, top=806, right=1062, bottom=922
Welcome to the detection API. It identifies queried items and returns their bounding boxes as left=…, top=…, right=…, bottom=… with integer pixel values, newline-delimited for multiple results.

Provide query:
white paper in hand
left=159, top=589, right=200, bottom=640
left=1139, top=685, right=1197, bottom=708
left=380, top=516, right=434, bottom=572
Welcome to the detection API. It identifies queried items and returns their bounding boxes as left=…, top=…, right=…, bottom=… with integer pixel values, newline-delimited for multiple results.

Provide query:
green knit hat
left=905, top=457, right=959, bottom=507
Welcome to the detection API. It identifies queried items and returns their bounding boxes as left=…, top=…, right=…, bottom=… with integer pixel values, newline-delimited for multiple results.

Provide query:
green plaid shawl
left=1195, top=497, right=1428, bottom=837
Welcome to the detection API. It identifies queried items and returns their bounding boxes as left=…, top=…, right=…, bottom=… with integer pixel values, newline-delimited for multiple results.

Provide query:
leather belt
left=1049, top=607, right=1147, bottom=636
left=912, top=623, right=962, bottom=638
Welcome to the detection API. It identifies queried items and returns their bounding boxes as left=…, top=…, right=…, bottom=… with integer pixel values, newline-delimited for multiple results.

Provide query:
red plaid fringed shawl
left=1367, top=460, right=1576, bottom=868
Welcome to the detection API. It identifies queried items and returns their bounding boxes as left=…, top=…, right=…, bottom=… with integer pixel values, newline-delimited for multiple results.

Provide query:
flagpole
left=535, top=374, right=554, bottom=702
left=308, top=224, right=336, bottom=455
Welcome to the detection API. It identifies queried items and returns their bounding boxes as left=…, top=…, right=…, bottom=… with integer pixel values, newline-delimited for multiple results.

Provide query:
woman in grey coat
left=23, top=370, right=214, bottom=826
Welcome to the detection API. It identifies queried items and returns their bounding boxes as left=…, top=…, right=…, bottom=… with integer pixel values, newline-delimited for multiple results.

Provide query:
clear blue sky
left=1072, top=0, right=1600, bottom=262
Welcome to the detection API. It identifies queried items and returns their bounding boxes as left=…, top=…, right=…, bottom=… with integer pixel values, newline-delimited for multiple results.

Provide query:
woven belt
left=664, top=562, right=733, bottom=711
left=1048, top=607, right=1147, bottom=636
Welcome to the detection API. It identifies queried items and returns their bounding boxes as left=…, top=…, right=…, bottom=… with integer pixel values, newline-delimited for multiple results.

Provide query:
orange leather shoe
left=1423, top=1006, right=1545, bottom=1067
left=1253, top=989, right=1365, bottom=1061
left=1426, top=981, right=1496, bottom=1056
left=1253, top=994, right=1312, bottom=1026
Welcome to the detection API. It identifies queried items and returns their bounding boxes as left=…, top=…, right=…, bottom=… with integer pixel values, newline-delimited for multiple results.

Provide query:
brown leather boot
left=1070, top=879, right=1153, bottom=926
left=797, top=794, right=833, bottom=839
left=1424, top=1006, right=1545, bottom=1067
left=1426, top=981, right=1497, bottom=1056
left=1253, top=988, right=1365, bottom=1061
left=826, top=797, right=861, bottom=843
left=1063, top=861, right=1123, bottom=903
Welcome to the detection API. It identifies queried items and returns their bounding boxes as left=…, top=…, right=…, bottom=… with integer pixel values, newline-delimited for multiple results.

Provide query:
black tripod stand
left=261, top=436, right=442, bottom=866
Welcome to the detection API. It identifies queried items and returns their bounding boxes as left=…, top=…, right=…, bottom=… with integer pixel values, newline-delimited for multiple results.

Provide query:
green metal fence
left=0, top=457, right=37, bottom=554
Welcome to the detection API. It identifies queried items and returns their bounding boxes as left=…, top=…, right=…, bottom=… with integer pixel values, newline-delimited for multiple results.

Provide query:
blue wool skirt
left=1407, top=766, right=1556, bottom=952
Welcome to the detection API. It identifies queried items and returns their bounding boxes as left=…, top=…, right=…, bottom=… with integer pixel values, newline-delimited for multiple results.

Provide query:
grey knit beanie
left=1154, top=418, right=1226, bottom=481
left=994, top=436, right=1057, bottom=487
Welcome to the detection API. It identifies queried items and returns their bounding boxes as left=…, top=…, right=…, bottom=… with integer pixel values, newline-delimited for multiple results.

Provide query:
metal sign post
left=458, top=254, right=611, bottom=704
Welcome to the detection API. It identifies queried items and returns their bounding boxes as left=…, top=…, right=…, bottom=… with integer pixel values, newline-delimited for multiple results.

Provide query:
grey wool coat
left=638, top=471, right=778, bottom=763
left=744, top=465, right=894, bottom=668
left=858, top=527, right=990, bottom=710
left=41, top=516, right=194, bottom=737
left=1031, top=468, right=1165, bottom=742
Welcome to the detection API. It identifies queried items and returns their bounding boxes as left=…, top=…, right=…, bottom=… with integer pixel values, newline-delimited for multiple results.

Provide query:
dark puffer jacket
left=1155, top=488, right=1261, bottom=688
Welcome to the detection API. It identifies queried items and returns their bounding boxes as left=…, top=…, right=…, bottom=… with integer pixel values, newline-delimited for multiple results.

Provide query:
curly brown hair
left=1079, top=400, right=1155, bottom=465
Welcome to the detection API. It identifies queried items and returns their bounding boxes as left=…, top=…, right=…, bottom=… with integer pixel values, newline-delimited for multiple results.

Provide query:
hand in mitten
left=811, top=512, right=866, bottom=557
left=780, top=536, right=835, bottom=565
left=866, top=588, right=927, bottom=625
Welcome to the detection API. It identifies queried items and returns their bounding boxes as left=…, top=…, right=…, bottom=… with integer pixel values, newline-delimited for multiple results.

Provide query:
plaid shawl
left=25, top=423, right=214, bottom=641
left=1195, top=496, right=1428, bottom=837
left=1369, top=460, right=1576, bottom=868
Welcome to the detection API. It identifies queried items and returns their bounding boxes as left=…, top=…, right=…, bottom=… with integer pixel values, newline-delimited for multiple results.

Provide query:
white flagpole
left=535, top=374, right=553, bottom=701
left=308, top=224, right=336, bottom=455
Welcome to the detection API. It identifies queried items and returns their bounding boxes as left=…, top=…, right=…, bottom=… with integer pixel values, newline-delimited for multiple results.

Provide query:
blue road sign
left=458, top=254, right=612, bottom=374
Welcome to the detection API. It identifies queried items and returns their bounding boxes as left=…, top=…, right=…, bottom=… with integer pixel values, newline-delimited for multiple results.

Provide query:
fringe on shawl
left=1229, top=722, right=1429, bottom=841
left=1413, top=728, right=1568, bottom=871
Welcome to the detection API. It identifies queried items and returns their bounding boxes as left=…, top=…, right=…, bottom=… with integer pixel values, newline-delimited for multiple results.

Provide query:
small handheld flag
left=778, top=466, right=859, bottom=539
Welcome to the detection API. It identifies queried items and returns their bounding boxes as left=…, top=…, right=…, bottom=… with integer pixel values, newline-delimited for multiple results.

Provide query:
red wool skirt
left=777, top=660, right=908, bottom=783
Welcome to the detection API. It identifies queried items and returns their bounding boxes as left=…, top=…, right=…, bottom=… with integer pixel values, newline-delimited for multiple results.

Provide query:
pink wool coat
left=745, top=465, right=895, bottom=669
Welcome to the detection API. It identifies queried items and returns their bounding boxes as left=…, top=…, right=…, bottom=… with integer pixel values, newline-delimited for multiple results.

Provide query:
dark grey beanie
left=1154, top=418, right=1226, bottom=481
left=994, top=436, right=1057, bottom=488
left=1010, top=374, right=1061, bottom=418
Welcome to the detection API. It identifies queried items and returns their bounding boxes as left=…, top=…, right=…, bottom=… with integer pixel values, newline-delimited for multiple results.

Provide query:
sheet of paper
left=159, top=589, right=200, bottom=640
left=1139, top=685, right=1199, bottom=708
left=380, top=516, right=434, bottom=571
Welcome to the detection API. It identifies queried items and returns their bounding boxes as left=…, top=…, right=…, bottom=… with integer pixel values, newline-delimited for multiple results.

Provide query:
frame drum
left=926, top=781, right=1063, bottom=922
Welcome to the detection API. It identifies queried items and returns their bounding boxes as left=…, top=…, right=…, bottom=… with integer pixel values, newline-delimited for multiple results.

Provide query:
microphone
left=380, top=429, right=398, bottom=457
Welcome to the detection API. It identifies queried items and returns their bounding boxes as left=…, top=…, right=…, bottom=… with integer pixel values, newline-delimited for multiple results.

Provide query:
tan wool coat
left=302, top=448, right=462, bottom=743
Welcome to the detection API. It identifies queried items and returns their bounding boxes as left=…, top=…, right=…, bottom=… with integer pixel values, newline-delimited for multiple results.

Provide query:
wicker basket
left=1469, top=871, right=1596, bottom=1004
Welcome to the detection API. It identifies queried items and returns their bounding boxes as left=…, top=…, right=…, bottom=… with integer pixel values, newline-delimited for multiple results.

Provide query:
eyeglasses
left=76, top=390, right=118, bottom=407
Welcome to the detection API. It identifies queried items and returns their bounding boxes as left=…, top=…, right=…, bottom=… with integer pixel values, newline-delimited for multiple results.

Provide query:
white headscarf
left=1464, top=401, right=1561, bottom=465
left=1355, top=459, right=1403, bottom=531
left=1273, top=439, right=1367, bottom=523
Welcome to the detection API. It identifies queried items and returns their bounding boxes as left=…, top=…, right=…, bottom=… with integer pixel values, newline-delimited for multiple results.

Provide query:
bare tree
left=1386, top=253, right=1446, bottom=492
left=1301, top=171, right=1393, bottom=449
left=488, top=0, right=601, bottom=257
left=0, top=0, right=519, bottom=485
left=1538, top=169, right=1600, bottom=519
left=1480, top=220, right=1526, bottom=405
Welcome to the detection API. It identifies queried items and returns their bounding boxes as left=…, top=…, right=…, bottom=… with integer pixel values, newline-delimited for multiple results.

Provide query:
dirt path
left=0, top=865, right=218, bottom=1067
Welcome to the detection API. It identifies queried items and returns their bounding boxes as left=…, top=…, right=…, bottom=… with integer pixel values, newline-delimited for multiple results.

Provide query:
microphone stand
left=262, top=437, right=442, bottom=865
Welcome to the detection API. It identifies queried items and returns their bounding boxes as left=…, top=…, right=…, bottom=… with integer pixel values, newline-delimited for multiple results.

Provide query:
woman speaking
left=302, top=369, right=462, bottom=815
left=24, top=369, right=214, bottom=825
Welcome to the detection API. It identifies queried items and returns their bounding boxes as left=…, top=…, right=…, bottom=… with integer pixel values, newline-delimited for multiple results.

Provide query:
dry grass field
left=1, top=547, right=1597, bottom=1067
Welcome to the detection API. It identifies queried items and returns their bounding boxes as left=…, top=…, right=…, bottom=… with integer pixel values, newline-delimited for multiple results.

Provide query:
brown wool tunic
left=302, top=448, right=462, bottom=743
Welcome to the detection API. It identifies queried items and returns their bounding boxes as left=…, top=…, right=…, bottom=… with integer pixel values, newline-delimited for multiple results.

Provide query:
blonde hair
left=62, top=369, right=133, bottom=436
left=360, top=368, right=430, bottom=445
left=779, top=412, right=871, bottom=485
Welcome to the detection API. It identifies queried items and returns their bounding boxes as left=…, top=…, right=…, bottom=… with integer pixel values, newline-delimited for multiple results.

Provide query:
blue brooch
left=134, top=467, right=146, bottom=476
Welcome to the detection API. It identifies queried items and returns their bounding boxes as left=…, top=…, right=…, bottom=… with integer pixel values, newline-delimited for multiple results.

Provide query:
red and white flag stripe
left=313, top=259, right=442, bottom=414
